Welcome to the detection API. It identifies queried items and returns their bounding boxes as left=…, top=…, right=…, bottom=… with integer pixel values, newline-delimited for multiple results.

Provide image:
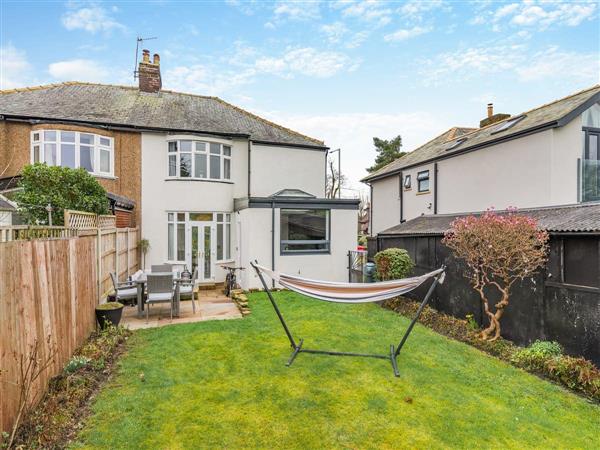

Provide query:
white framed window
left=216, top=213, right=232, bottom=261
left=31, top=130, right=114, bottom=176
left=280, top=209, right=330, bottom=254
left=167, top=212, right=187, bottom=262
left=167, top=139, right=232, bottom=181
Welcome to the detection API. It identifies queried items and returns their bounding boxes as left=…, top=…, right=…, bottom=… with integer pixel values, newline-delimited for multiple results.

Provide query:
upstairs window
left=417, top=170, right=430, bottom=192
left=492, top=115, right=526, bottom=133
left=168, top=140, right=231, bottom=181
left=280, top=209, right=330, bottom=254
left=31, top=130, right=113, bottom=176
left=582, top=127, right=600, bottom=202
left=403, top=174, right=411, bottom=189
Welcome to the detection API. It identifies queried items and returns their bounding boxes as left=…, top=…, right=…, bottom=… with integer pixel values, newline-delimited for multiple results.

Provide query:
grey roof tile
left=0, top=82, right=324, bottom=147
left=379, top=202, right=600, bottom=236
left=363, top=85, right=600, bottom=182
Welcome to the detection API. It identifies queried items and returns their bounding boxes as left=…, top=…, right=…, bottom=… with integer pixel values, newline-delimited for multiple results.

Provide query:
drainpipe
left=399, top=172, right=403, bottom=223
left=247, top=140, right=252, bottom=198
left=324, top=148, right=329, bottom=197
left=369, top=184, right=373, bottom=236
left=271, top=199, right=276, bottom=288
left=433, top=163, right=438, bottom=215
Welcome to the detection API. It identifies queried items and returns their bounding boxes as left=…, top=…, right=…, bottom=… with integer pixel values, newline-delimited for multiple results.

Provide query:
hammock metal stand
left=251, top=261, right=445, bottom=377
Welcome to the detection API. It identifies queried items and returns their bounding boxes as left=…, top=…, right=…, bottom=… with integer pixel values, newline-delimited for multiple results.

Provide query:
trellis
left=64, top=209, right=116, bottom=229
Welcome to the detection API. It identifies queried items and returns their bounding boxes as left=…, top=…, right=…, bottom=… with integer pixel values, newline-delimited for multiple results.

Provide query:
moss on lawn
left=73, top=291, right=600, bottom=449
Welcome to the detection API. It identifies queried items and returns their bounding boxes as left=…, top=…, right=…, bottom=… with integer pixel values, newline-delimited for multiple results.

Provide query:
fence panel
left=0, top=236, right=98, bottom=434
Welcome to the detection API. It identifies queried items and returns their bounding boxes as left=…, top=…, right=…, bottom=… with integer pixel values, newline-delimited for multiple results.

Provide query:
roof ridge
left=521, top=83, right=600, bottom=117
left=211, top=97, right=324, bottom=146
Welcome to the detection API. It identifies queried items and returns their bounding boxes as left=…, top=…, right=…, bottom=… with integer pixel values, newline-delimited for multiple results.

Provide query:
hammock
left=250, top=261, right=446, bottom=377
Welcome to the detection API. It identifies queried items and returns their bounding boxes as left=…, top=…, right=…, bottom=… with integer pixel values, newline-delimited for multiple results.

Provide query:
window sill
left=165, top=178, right=234, bottom=185
left=94, top=174, right=118, bottom=180
left=280, top=251, right=331, bottom=256
left=416, top=190, right=431, bottom=195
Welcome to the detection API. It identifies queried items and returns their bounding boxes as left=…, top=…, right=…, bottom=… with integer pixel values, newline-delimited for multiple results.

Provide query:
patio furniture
left=145, top=273, right=176, bottom=323
left=110, top=272, right=138, bottom=305
left=251, top=261, right=446, bottom=377
left=178, top=267, right=198, bottom=313
left=151, top=264, right=172, bottom=273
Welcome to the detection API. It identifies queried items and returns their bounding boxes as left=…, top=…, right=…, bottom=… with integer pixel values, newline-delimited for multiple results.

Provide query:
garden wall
left=372, top=235, right=600, bottom=365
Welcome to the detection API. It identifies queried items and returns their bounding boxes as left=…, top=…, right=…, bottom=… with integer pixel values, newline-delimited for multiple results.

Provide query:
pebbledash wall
left=369, top=234, right=600, bottom=365
left=0, top=120, right=142, bottom=226
left=370, top=117, right=583, bottom=234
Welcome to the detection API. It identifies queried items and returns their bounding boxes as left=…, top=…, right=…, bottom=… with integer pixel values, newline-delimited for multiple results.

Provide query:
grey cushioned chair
left=110, top=272, right=138, bottom=305
left=178, top=267, right=198, bottom=313
left=151, top=264, right=172, bottom=273
left=145, top=273, right=175, bottom=323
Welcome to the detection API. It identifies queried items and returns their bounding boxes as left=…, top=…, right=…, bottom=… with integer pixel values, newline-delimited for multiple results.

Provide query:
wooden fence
left=0, top=236, right=98, bottom=434
left=0, top=217, right=139, bottom=433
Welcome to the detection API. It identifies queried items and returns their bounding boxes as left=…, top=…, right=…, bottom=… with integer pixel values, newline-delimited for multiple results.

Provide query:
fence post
left=348, top=250, right=351, bottom=283
left=97, top=227, right=102, bottom=302
left=126, top=228, right=130, bottom=277
left=114, top=228, right=119, bottom=282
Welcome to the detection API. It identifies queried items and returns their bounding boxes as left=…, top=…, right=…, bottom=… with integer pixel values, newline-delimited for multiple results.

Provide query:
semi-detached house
left=0, top=50, right=359, bottom=290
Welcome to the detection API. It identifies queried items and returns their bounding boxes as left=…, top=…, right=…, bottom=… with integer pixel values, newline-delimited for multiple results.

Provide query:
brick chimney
left=479, top=102, right=510, bottom=128
left=138, top=49, right=162, bottom=93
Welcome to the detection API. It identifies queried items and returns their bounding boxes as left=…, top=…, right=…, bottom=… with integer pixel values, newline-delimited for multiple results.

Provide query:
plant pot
left=95, top=302, right=124, bottom=329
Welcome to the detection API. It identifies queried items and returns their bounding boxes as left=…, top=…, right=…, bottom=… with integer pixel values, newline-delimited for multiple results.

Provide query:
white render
left=141, top=132, right=357, bottom=289
left=369, top=108, right=595, bottom=233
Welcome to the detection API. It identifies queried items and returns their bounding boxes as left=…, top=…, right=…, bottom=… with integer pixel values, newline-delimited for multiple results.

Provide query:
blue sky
left=1, top=0, right=599, bottom=195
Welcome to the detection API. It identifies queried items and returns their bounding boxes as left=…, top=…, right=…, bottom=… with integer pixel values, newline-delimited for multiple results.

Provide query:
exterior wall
left=140, top=132, right=244, bottom=276
left=401, top=162, right=436, bottom=220
left=250, top=144, right=326, bottom=197
left=0, top=120, right=142, bottom=225
left=371, top=175, right=400, bottom=234
left=239, top=207, right=358, bottom=289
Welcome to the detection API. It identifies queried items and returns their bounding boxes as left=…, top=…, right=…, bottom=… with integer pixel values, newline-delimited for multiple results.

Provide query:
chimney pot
left=153, top=53, right=160, bottom=65
left=487, top=103, right=493, bottom=118
left=142, top=49, right=150, bottom=63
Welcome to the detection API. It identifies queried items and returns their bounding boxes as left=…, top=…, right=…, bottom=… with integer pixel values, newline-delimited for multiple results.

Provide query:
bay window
left=280, top=209, right=330, bottom=254
left=167, top=139, right=231, bottom=181
left=31, top=130, right=113, bottom=176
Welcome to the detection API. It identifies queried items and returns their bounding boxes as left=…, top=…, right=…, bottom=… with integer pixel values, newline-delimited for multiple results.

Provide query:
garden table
left=134, top=272, right=184, bottom=318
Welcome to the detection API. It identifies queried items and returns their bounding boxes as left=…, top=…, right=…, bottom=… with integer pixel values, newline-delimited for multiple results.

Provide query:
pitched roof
left=0, top=196, right=16, bottom=211
left=378, top=202, right=600, bottom=236
left=363, top=84, right=600, bottom=182
left=0, top=82, right=324, bottom=148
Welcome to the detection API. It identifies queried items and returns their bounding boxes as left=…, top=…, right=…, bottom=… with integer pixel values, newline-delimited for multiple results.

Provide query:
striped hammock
left=253, top=264, right=445, bottom=303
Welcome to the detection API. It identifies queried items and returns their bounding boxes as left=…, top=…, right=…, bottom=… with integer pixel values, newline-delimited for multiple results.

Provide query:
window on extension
left=417, top=170, right=430, bottom=192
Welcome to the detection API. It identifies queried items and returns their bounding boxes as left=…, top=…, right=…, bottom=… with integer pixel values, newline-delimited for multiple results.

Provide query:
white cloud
left=338, top=0, right=393, bottom=27
left=516, top=47, right=600, bottom=82
left=62, top=3, right=125, bottom=33
left=473, top=0, right=597, bottom=31
left=384, top=26, right=431, bottom=42
left=255, top=47, right=357, bottom=78
left=321, top=22, right=349, bottom=44
left=273, top=0, right=321, bottom=21
left=164, top=64, right=257, bottom=96
left=399, top=0, right=446, bottom=20
left=0, top=44, right=32, bottom=89
left=48, top=59, right=110, bottom=82
left=259, top=110, right=450, bottom=194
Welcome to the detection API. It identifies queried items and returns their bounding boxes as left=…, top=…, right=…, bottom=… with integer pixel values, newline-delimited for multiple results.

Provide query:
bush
left=14, top=163, right=109, bottom=226
left=511, top=340, right=563, bottom=371
left=374, top=248, right=414, bottom=281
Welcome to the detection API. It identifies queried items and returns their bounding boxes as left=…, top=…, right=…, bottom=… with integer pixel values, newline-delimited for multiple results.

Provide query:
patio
left=121, top=288, right=241, bottom=330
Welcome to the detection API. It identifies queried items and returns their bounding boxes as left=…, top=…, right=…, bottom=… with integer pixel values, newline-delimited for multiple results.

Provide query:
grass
left=73, top=291, right=600, bottom=449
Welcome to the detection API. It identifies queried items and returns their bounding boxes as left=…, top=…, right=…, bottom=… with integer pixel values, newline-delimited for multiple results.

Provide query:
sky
left=1, top=0, right=599, bottom=196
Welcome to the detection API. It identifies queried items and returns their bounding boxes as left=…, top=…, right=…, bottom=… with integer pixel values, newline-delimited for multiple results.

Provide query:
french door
left=189, top=221, right=215, bottom=282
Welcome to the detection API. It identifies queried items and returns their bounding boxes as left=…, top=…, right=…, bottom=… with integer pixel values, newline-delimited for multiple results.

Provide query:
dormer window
left=167, top=139, right=231, bottom=181
left=492, top=115, right=526, bottom=134
left=31, top=130, right=113, bottom=177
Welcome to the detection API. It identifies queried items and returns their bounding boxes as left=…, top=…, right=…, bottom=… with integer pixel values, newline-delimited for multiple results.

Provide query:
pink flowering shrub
left=442, top=208, right=549, bottom=341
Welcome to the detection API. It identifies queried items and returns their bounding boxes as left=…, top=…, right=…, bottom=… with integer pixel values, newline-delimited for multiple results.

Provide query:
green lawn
left=73, top=291, right=600, bottom=449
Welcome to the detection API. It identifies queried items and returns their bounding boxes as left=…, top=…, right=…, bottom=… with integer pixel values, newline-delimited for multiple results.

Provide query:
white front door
left=189, top=221, right=216, bottom=282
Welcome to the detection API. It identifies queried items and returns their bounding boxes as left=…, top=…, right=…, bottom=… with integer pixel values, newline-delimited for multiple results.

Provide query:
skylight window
left=492, top=115, right=526, bottom=133
left=444, top=138, right=467, bottom=151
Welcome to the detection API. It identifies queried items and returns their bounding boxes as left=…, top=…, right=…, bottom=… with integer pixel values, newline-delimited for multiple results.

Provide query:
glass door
left=189, top=222, right=215, bottom=282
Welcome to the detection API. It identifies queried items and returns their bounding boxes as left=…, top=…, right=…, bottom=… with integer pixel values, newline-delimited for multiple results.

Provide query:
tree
left=367, top=135, right=406, bottom=173
left=326, top=158, right=347, bottom=198
left=442, top=209, right=549, bottom=341
left=14, top=163, right=109, bottom=226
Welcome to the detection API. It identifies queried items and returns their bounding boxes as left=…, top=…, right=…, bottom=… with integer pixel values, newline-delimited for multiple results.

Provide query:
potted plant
left=95, top=302, right=124, bottom=328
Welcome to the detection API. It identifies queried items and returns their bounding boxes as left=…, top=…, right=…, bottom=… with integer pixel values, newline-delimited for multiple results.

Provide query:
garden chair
left=145, top=273, right=175, bottom=323
left=110, top=272, right=138, bottom=305
left=151, top=264, right=172, bottom=273
left=178, top=267, right=198, bottom=313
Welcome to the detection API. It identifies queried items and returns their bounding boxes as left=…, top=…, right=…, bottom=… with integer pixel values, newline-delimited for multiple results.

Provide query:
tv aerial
left=133, top=36, right=158, bottom=80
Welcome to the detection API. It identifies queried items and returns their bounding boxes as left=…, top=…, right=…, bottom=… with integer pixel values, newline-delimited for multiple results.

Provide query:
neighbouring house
left=362, top=86, right=600, bottom=363
left=0, top=193, right=17, bottom=225
left=0, top=50, right=359, bottom=289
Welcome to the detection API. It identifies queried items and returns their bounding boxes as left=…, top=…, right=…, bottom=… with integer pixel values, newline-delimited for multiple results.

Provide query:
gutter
left=362, top=120, right=560, bottom=183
